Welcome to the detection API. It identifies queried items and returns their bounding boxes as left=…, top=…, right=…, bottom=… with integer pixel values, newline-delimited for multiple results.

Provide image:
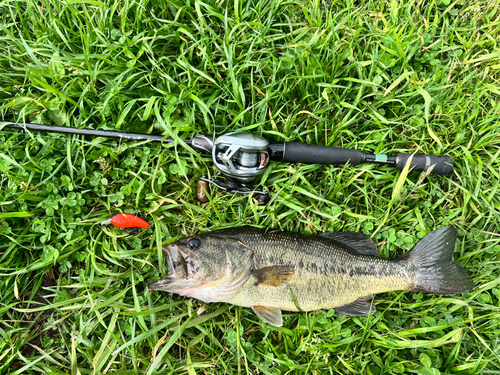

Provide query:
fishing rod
left=1, top=122, right=453, bottom=204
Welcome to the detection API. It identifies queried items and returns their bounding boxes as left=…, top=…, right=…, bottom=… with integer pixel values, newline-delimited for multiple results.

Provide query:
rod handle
left=282, top=142, right=365, bottom=165
left=395, top=153, right=453, bottom=175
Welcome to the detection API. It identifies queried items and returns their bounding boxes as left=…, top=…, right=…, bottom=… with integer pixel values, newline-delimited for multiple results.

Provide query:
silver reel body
left=192, top=132, right=271, bottom=203
left=212, top=132, right=269, bottom=182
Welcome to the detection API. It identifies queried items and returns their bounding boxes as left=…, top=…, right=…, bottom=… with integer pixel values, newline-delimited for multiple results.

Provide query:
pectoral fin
left=319, top=232, right=378, bottom=256
left=251, top=305, right=283, bottom=327
left=252, top=265, right=295, bottom=288
left=335, top=296, right=376, bottom=316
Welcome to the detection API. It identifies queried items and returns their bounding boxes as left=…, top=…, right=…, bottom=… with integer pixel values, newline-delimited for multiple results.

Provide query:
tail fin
left=404, top=226, right=474, bottom=294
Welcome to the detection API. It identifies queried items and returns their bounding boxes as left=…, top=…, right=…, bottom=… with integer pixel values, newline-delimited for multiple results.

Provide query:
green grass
left=1, top=0, right=500, bottom=373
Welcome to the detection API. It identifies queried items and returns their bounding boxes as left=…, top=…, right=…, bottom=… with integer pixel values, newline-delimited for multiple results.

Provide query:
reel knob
left=196, top=179, right=210, bottom=203
left=257, top=193, right=270, bottom=205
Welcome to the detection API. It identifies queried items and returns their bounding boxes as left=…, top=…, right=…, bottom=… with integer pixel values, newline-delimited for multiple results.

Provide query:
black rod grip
left=395, top=153, right=453, bottom=175
left=283, top=142, right=365, bottom=165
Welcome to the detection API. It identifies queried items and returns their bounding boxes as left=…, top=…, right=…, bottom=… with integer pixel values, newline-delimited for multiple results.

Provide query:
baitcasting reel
left=191, top=132, right=272, bottom=204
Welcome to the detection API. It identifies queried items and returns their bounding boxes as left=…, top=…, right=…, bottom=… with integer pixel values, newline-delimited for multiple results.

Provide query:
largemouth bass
left=149, top=226, right=473, bottom=327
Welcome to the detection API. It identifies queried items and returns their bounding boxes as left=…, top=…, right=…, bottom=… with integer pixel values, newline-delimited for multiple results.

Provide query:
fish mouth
left=148, top=243, right=199, bottom=291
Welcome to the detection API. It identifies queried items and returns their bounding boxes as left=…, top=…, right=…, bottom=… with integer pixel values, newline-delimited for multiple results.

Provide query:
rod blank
left=1, top=122, right=175, bottom=144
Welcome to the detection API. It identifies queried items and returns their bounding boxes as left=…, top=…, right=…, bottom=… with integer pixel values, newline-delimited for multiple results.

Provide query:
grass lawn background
left=1, top=0, right=500, bottom=373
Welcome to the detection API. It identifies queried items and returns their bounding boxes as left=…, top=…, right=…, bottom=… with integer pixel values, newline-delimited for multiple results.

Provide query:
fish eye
left=188, top=238, right=201, bottom=250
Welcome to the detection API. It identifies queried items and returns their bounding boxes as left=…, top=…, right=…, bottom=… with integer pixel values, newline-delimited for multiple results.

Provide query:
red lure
left=101, top=214, right=150, bottom=229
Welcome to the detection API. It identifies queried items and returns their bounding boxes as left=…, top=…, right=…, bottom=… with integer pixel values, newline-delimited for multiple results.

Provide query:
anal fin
left=251, top=306, right=283, bottom=327
left=335, top=296, right=376, bottom=316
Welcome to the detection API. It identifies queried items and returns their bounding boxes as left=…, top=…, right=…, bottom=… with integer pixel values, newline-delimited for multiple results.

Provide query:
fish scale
left=149, top=226, right=474, bottom=327
left=226, top=230, right=412, bottom=311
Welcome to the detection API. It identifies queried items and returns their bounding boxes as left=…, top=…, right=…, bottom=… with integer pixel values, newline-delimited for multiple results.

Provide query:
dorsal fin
left=318, top=232, right=378, bottom=256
